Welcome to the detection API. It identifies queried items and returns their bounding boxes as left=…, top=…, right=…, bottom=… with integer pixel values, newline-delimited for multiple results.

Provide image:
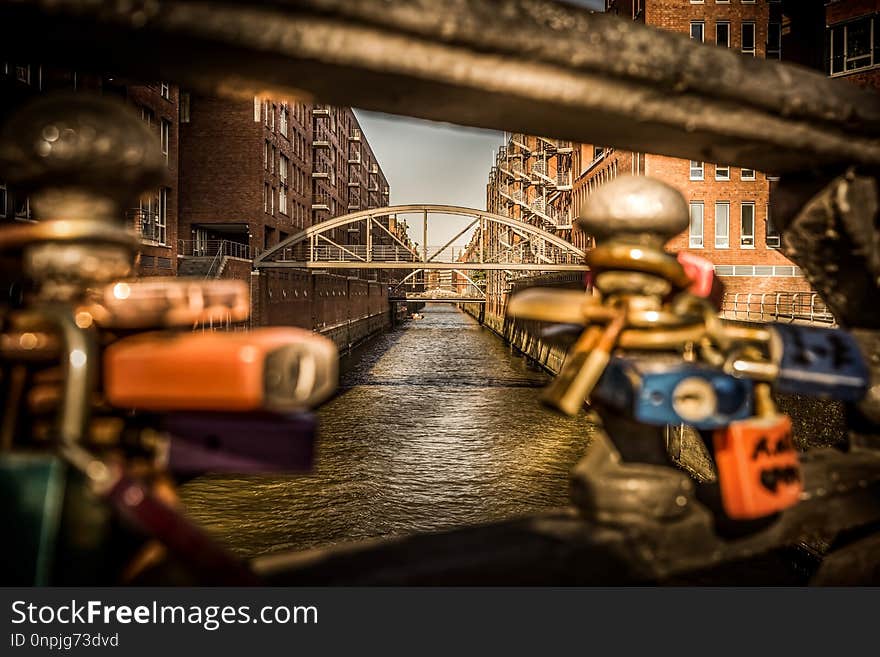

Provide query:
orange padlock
left=712, top=383, right=802, bottom=520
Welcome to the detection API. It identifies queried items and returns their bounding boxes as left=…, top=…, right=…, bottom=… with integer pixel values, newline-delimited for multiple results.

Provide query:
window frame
left=690, top=21, right=705, bottom=43
left=828, top=16, right=876, bottom=76
left=689, top=201, right=704, bottom=249
left=716, top=21, right=730, bottom=48
left=766, top=204, right=781, bottom=248
left=689, top=160, right=704, bottom=181
left=715, top=164, right=730, bottom=181
left=157, top=188, right=168, bottom=245
left=741, top=168, right=756, bottom=181
left=714, top=201, right=730, bottom=249
left=742, top=22, right=757, bottom=56
left=160, top=119, right=170, bottom=163
left=740, top=202, right=756, bottom=248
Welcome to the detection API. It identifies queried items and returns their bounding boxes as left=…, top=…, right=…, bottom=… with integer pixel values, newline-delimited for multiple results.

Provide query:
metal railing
left=721, top=292, right=836, bottom=326
left=510, top=133, right=530, bottom=151
left=177, top=239, right=252, bottom=259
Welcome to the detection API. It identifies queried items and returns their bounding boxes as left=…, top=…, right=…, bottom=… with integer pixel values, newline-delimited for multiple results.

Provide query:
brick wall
left=127, top=82, right=180, bottom=277
left=827, top=0, right=880, bottom=24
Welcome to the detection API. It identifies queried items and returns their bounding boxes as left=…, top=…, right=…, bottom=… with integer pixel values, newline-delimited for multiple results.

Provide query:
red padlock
left=712, top=383, right=802, bottom=519
left=677, top=251, right=724, bottom=309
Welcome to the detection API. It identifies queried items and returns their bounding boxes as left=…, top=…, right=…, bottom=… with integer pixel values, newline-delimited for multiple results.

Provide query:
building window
left=593, top=146, right=604, bottom=160
left=279, top=154, right=289, bottom=186
left=766, top=205, right=780, bottom=248
left=741, top=202, right=755, bottom=247
left=270, top=186, right=275, bottom=215
left=742, top=22, right=756, bottom=56
left=157, top=188, right=168, bottom=245
left=264, top=183, right=269, bottom=213
left=271, top=145, right=276, bottom=174
left=15, top=64, right=30, bottom=84
left=0, top=183, right=6, bottom=217
left=264, top=141, right=270, bottom=170
left=263, top=100, right=270, bottom=127
left=14, top=194, right=30, bottom=220
left=280, top=105, right=289, bottom=138
left=690, top=21, right=705, bottom=43
left=689, top=202, right=704, bottom=248
left=689, top=161, right=704, bottom=181
left=160, top=82, right=170, bottom=99
left=716, top=22, right=730, bottom=48
left=715, top=202, right=729, bottom=248
left=180, top=92, right=191, bottom=123
left=160, top=119, right=170, bottom=163
left=140, top=106, right=154, bottom=127
left=767, top=22, right=782, bottom=59
left=715, top=164, right=730, bottom=181
left=829, top=16, right=876, bottom=75
left=741, top=168, right=756, bottom=181
left=279, top=188, right=288, bottom=216
left=270, top=104, right=276, bottom=131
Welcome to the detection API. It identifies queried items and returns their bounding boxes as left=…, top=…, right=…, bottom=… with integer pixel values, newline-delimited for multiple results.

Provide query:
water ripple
left=181, top=305, right=598, bottom=557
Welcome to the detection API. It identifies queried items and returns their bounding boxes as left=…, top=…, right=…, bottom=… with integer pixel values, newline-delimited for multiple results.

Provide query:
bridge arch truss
left=253, top=205, right=586, bottom=273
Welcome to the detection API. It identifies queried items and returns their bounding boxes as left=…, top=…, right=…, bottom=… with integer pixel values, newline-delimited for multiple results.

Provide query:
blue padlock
left=770, top=324, right=869, bottom=402
left=593, top=357, right=753, bottom=429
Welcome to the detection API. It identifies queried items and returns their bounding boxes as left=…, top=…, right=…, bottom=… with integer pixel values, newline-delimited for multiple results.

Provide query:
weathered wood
left=2, top=0, right=880, bottom=173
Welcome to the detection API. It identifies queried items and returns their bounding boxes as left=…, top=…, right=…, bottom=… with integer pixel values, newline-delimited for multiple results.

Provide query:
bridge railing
left=720, top=292, right=836, bottom=326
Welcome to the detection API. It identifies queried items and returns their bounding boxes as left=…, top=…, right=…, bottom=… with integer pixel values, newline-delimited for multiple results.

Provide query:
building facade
left=178, top=97, right=391, bottom=263
left=0, top=64, right=180, bottom=276
left=590, top=0, right=810, bottom=300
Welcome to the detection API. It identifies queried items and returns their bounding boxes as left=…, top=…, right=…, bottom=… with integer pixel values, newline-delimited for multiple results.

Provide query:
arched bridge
left=254, top=205, right=586, bottom=271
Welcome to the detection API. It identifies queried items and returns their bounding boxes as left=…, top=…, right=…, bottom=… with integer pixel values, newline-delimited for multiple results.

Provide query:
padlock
left=104, top=328, right=338, bottom=412
left=677, top=251, right=724, bottom=308
left=713, top=383, right=802, bottom=520
left=769, top=323, right=869, bottom=402
left=592, top=356, right=753, bottom=429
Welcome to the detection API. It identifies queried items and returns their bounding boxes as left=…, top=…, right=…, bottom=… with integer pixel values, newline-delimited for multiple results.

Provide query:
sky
left=353, top=0, right=604, bottom=249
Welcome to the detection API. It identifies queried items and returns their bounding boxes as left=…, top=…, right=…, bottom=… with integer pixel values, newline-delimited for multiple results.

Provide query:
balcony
left=350, top=129, right=361, bottom=141
left=312, top=193, right=331, bottom=210
left=313, top=138, right=331, bottom=149
left=510, top=133, right=530, bottom=152
left=312, top=106, right=331, bottom=117
left=556, top=168, right=572, bottom=190
left=312, top=161, right=332, bottom=178
left=348, top=151, right=362, bottom=164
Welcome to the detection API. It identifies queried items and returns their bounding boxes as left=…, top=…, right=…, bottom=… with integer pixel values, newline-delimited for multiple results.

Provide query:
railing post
left=422, top=209, right=428, bottom=264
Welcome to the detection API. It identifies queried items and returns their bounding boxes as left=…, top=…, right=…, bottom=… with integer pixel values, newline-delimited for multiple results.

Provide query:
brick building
left=0, top=64, right=180, bottom=276
left=583, top=0, right=811, bottom=299
left=178, top=97, right=391, bottom=262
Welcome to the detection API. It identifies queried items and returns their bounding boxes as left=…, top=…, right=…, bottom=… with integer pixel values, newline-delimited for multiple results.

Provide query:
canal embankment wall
left=245, top=266, right=392, bottom=352
left=462, top=272, right=583, bottom=376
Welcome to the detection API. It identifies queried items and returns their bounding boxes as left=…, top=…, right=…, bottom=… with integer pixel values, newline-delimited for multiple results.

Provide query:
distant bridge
left=254, top=205, right=586, bottom=272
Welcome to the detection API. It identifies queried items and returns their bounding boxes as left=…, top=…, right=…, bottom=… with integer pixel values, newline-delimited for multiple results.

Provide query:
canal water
left=180, top=304, right=599, bottom=558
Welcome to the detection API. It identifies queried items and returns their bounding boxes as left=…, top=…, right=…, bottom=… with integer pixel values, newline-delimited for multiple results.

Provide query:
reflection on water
left=181, top=305, right=598, bottom=558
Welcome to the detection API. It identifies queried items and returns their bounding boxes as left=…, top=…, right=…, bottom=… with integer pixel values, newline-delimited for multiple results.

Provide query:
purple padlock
left=160, top=412, right=316, bottom=477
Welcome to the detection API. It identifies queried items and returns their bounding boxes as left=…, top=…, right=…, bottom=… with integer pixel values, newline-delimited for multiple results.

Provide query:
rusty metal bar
left=2, top=0, right=880, bottom=173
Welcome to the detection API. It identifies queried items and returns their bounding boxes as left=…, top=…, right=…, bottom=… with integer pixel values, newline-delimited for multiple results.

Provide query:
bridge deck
left=267, top=261, right=587, bottom=271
